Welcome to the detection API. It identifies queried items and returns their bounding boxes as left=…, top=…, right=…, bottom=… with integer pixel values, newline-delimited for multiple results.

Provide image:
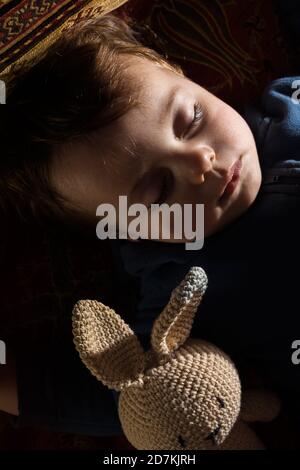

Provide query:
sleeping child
left=1, top=12, right=300, bottom=434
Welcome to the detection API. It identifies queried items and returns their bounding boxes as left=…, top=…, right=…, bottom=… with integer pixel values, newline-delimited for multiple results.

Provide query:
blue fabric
left=119, top=77, right=300, bottom=422
left=244, top=76, right=300, bottom=170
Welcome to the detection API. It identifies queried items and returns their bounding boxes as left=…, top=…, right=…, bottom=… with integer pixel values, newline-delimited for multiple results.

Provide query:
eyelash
left=191, top=102, right=203, bottom=130
left=149, top=103, right=203, bottom=206
left=185, top=102, right=203, bottom=137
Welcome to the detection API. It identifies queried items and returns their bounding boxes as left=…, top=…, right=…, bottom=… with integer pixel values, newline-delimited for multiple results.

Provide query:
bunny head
left=72, top=267, right=241, bottom=450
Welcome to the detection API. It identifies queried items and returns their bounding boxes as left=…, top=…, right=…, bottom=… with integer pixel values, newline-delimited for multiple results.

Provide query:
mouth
left=218, top=158, right=243, bottom=206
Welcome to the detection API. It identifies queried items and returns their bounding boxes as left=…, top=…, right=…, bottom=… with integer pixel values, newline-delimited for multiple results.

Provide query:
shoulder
left=244, top=76, right=300, bottom=169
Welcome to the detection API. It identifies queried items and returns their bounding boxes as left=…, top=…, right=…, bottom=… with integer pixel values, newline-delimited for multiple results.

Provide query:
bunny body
left=73, top=267, right=279, bottom=450
left=119, top=339, right=241, bottom=450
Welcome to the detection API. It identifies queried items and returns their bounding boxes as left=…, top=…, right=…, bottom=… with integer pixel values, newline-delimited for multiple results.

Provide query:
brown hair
left=0, top=13, right=183, bottom=224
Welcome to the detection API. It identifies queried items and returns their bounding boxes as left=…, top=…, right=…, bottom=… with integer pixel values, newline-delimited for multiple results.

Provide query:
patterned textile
left=0, top=0, right=128, bottom=87
left=118, top=0, right=298, bottom=106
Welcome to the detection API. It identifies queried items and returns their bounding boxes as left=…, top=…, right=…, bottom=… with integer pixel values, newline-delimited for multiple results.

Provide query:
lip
left=218, top=158, right=242, bottom=205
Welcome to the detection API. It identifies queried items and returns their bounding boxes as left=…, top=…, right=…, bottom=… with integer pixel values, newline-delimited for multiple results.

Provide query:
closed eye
left=184, top=102, right=203, bottom=137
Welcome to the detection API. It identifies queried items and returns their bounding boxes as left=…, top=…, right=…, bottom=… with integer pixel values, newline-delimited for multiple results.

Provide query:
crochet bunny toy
left=72, top=267, right=280, bottom=450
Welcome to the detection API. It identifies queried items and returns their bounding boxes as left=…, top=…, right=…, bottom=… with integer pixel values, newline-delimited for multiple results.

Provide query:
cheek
left=202, top=205, right=223, bottom=237
left=51, top=155, right=107, bottom=217
left=212, top=102, right=254, bottom=153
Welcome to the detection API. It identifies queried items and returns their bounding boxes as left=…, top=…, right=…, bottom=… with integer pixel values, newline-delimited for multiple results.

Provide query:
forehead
left=98, top=56, right=199, bottom=178
left=121, top=55, right=185, bottom=115
left=125, top=54, right=182, bottom=88
left=110, top=56, right=188, bottom=148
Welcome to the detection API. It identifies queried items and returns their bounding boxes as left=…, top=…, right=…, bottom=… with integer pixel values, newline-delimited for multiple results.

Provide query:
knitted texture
left=119, top=339, right=241, bottom=450
left=151, top=266, right=207, bottom=360
left=73, top=267, right=279, bottom=450
left=72, top=299, right=145, bottom=391
left=240, top=389, right=281, bottom=423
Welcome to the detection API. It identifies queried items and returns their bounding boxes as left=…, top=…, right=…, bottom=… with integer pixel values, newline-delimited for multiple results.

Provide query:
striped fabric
left=0, top=0, right=128, bottom=87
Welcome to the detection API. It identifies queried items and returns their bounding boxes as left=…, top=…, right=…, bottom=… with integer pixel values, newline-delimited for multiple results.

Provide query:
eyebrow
left=158, top=85, right=181, bottom=126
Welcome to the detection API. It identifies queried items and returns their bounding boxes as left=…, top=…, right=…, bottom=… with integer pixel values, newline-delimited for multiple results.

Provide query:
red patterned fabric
left=0, top=0, right=128, bottom=86
left=1, top=1, right=88, bottom=65
left=116, top=0, right=296, bottom=106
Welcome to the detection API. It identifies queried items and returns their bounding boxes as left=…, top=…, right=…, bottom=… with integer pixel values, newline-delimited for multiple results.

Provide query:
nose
left=172, top=143, right=215, bottom=184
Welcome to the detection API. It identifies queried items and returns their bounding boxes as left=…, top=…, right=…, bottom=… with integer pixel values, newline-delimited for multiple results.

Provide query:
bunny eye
left=217, top=397, right=225, bottom=408
left=178, top=435, right=186, bottom=448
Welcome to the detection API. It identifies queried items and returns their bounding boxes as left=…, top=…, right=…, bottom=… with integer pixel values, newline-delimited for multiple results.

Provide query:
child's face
left=51, top=56, right=261, bottom=240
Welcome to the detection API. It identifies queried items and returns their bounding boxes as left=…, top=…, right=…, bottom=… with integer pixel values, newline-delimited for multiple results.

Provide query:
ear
left=72, top=300, right=146, bottom=391
left=151, top=267, right=208, bottom=357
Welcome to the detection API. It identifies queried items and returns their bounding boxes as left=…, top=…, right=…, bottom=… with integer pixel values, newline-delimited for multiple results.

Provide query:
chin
left=207, top=177, right=261, bottom=237
left=241, top=168, right=262, bottom=207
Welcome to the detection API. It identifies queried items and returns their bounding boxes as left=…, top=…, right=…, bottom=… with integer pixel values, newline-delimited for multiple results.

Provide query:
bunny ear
left=72, top=300, right=145, bottom=391
left=151, top=267, right=208, bottom=358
